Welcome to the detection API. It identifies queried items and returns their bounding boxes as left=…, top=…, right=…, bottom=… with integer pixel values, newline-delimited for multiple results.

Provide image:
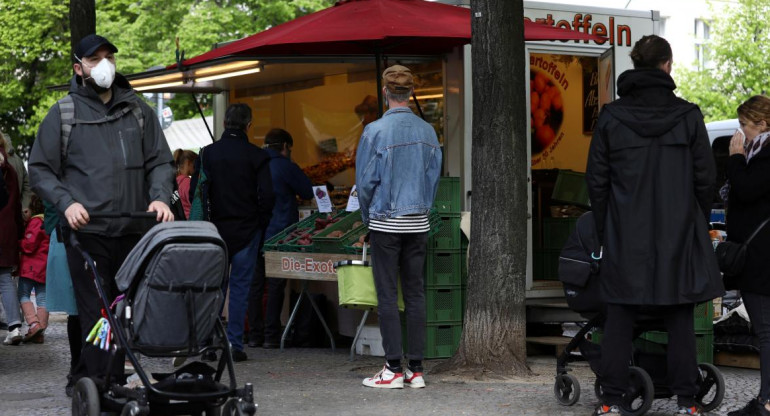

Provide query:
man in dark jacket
left=191, top=104, right=275, bottom=361
left=586, top=35, right=724, bottom=416
left=252, top=128, right=313, bottom=348
left=29, top=34, right=174, bottom=390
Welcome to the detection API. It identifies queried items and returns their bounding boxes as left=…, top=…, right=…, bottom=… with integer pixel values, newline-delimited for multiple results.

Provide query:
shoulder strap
left=131, top=101, right=144, bottom=132
left=59, top=96, right=145, bottom=161
left=746, top=216, right=770, bottom=245
left=59, top=95, right=75, bottom=161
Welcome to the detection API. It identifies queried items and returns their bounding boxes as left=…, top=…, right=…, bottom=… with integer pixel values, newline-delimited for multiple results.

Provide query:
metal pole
left=192, top=93, right=215, bottom=141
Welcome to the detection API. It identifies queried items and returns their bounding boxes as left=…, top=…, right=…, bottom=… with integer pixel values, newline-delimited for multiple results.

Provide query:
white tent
left=163, top=116, right=214, bottom=152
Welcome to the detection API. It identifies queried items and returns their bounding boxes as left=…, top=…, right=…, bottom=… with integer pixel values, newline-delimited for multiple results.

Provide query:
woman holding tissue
left=725, top=95, right=770, bottom=416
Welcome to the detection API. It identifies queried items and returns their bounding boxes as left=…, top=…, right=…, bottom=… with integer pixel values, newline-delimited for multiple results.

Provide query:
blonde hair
left=738, top=95, right=770, bottom=131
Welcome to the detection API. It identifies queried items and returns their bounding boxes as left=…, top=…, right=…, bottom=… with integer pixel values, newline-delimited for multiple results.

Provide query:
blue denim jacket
left=355, top=107, right=442, bottom=224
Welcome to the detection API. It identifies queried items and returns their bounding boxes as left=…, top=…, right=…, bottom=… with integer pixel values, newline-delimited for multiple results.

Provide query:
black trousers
left=65, top=231, right=139, bottom=383
left=370, top=231, right=428, bottom=361
left=742, top=291, right=770, bottom=401
left=264, top=277, right=287, bottom=343
left=600, top=303, right=698, bottom=408
left=246, top=252, right=265, bottom=343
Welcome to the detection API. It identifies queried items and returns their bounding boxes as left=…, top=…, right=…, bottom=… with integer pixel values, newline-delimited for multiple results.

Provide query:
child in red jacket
left=17, top=194, right=49, bottom=343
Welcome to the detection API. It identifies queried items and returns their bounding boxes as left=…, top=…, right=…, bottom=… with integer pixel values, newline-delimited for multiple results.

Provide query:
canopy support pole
left=191, top=93, right=215, bottom=141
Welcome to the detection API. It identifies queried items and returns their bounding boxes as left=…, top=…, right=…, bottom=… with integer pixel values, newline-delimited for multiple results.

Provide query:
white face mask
left=76, top=56, right=116, bottom=89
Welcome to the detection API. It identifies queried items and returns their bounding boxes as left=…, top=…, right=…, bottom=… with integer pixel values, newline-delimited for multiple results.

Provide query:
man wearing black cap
left=29, top=34, right=174, bottom=392
left=356, top=65, right=442, bottom=389
left=252, top=128, right=313, bottom=349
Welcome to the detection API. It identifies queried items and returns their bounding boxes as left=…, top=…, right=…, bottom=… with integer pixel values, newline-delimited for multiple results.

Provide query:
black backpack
left=558, top=211, right=604, bottom=313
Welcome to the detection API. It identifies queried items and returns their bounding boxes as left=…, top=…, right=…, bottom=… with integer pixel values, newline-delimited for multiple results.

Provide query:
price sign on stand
left=346, top=185, right=360, bottom=212
left=313, top=186, right=333, bottom=213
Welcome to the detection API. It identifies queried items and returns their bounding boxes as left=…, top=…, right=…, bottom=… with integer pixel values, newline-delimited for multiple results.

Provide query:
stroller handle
left=89, top=211, right=160, bottom=219
left=66, top=212, right=158, bottom=250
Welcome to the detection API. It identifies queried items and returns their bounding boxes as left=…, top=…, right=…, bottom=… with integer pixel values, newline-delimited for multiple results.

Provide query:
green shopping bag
left=335, top=243, right=404, bottom=311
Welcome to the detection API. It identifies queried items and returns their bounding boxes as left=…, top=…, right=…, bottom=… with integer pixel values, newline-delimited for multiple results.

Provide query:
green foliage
left=676, top=0, right=770, bottom=122
left=0, top=0, right=69, bottom=154
left=1, top=0, right=333, bottom=157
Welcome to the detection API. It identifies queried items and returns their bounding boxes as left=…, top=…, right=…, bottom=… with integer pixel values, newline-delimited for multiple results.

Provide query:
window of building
left=694, top=18, right=713, bottom=70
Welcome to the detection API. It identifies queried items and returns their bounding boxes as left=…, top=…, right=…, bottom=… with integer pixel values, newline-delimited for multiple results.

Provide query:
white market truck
left=456, top=2, right=661, bottom=301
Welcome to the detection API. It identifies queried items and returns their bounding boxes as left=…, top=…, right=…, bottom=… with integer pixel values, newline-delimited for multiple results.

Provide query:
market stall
left=123, top=1, right=662, bottom=330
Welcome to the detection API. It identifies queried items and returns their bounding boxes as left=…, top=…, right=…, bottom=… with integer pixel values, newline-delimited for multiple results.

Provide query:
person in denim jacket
left=356, top=65, right=442, bottom=389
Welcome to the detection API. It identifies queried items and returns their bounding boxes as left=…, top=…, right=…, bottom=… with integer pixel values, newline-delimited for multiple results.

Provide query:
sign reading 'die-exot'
left=281, top=257, right=336, bottom=274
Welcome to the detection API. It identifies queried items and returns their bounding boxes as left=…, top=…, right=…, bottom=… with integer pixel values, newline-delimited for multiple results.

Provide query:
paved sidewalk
left=0, top=314, right=759, bottom=415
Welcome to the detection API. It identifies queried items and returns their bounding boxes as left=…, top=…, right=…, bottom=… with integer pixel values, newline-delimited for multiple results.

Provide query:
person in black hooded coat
left=585, top=35, right=724, bottom=416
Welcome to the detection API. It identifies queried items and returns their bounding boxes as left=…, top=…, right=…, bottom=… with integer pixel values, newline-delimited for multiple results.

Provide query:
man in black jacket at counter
left=190, top=103, right=275, bottom=361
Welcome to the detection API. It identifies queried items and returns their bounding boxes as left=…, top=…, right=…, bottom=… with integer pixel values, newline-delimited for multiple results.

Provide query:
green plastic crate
left=551, top=170, right=590, bottom=208
left=425, top=322, right=463, bottom=358
left=429, top=214, right=462, bottom=250
left=312, top=211, right=366, bottom=253
left=425, top=249, right=463, bottom=286
left=637, top=330, right=714, bottom=364
left=542, top=217, right=579, bottom=250
left=433, top=177, right=461, bottom=214
left=404, top=322, right=463, bottom=359
left=694, top=301, right=714, bottom=332
left=533, top=248, right=560, bottom=280
left=426, top=285, right=465, bottom=322
left=263, top=211, right=339, bottom=252
left=460, top=237, right=469, bottom=285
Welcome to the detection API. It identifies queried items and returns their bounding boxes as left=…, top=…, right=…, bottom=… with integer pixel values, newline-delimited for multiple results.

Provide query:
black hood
left=605, top=69, right=698, bottom=137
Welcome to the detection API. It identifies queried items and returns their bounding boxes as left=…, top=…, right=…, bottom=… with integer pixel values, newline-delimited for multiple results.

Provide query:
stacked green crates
left=424, top=177, right=465, bottom=358
left=534, top=217, right=578, bottom=280
left=591, top=301, right=715, bottom=364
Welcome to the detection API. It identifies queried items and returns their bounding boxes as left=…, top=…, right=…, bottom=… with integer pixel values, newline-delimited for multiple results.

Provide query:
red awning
left=176, top=0, right=605, bottom=68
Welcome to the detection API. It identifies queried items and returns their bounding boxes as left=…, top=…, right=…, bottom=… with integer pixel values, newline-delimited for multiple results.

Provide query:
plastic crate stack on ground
left=534, top=170, right=589, bottom=280
left=422, top=177, right=467, bottom=359
left=591, top=301, right=715, bottom=364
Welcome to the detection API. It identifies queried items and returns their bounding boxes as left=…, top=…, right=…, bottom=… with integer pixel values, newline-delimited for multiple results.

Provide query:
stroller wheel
left=620, top=366, right=654, bottom=416
left=695, top=362, right=725, bottom=412
left=121, top=400, right=149, bottom=416
left=553, top=373, right=581, bottom=406
left=594, top=379, right=604, bottom=401
left=71, top=377, right=100, bottom=416
left=216, top=398, right=250, bottom=416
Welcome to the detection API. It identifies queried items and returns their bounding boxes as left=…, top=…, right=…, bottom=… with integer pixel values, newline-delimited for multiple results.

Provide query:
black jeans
left=246, top=252, right=265, bottom=343
left=742, top=291, right=770, bottom=401
left=264, top=277, right=287, bottom=343
left=370, top=231, right=428, bottom=361
left=65, top=231, right=139, bottom=383
left=600, top=303, right=698, bottom=407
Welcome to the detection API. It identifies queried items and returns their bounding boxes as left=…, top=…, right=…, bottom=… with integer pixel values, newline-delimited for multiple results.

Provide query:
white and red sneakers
left=404, top=368, right=425, bottom=388
left=362, top=365, right=404, bottom=389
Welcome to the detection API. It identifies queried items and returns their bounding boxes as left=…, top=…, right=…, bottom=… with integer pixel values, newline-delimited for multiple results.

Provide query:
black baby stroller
left=553, top=212, right=725, bottom=415
left=69, top=213, right=257, bottom=416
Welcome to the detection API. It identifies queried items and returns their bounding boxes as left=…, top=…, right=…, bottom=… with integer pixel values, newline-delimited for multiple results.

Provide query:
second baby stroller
left=553, top=212, right=725, bottom=416
left=70, top=214, right=257, bottom=416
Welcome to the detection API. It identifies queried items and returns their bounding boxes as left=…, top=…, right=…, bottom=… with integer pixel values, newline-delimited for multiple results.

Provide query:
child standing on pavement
left=17, top=194, right=49, bottom=343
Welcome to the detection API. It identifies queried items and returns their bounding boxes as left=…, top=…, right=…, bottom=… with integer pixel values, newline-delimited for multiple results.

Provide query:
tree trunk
left=69, top=0, right=96, bottom=62
left=433, top=0, right=531, bottom=378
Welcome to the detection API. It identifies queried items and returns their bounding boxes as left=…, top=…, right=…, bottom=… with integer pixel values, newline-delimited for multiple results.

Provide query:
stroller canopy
left=115, top=221, right=225, bottom=292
